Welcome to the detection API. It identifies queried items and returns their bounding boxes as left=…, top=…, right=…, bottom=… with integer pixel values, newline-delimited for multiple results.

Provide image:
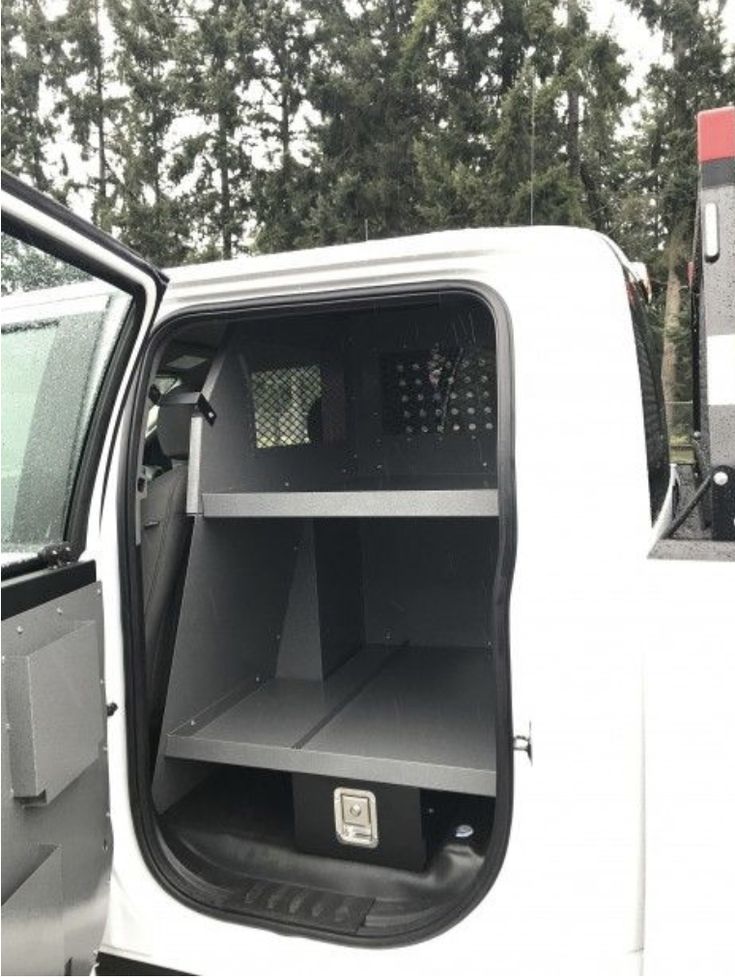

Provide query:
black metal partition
left=152, top=293, right=500, bottom=813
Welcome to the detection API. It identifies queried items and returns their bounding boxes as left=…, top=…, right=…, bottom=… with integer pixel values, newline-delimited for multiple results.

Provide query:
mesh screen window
left=251, top=365, right=322, bottom=448
left=381, top=346, right=495, bottom=436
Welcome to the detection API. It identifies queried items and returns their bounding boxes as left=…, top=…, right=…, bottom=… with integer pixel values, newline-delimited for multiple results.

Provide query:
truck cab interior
left=130, top=288, right=514, bottom=943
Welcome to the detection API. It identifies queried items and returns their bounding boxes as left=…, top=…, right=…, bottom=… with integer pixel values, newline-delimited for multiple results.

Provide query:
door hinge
left=37, top=542, right=73, bottom=568
left=513, top=723, right=533, bottom=764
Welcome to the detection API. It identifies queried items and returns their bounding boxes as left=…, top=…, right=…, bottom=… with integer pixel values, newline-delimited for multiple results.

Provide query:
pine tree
left=250, top=0, right=315, bottom=253
left=107, top=0, right=192, bottom=264
left=169, top=0, right=258, bottom=260
left=1, top=0, right=63, bottom=192
left=301, top=0, right=425, bottom=244
left=58, top=0, right=120, bottom=230
left=407, top=0, right=506, bottom=230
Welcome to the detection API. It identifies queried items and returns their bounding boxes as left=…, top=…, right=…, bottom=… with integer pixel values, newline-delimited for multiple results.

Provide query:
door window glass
left=1, top=231, right=132, bottom=564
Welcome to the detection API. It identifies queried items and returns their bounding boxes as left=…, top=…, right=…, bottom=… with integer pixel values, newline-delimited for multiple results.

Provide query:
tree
left=407, top=0, right=506, bottom=230
left=107, top=0, right=192, bottom=264
left=169, top=0, right=258, bottom=260
left=301, top=0, right=425, bottom=244
left=1, top=0, right=63, bottom=191
left=250, top=0, right=315, bottom=253
left=58, top=0, right=121, bottom=230
left=625, top=0, right=733, bottom=420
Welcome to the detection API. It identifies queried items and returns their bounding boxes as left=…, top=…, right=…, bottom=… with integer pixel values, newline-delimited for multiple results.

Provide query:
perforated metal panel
left=380, top=345, right=495, bottom=437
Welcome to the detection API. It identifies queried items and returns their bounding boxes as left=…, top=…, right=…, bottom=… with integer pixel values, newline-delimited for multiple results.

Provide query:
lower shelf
left=166, top=646, right=497, bottom=796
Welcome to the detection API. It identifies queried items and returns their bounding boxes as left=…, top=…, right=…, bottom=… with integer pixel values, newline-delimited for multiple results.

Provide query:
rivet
left=713, top=470, right=729, bottom=486
left=56, top=607, right=63, bottom=615
left=189, top=719, right=196, bottom=727
left=15, top=626, right=23, bottom=634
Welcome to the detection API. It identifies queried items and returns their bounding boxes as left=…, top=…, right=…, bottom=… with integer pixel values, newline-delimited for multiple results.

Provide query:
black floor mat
left=159, top=767, right=493, bottom=937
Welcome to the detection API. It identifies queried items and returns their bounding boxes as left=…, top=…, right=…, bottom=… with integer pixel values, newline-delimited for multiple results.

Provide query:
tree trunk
left=566, top=0, right=581, bottom=183
left=662, top=226, right=686, bottom=426
left=93, top=0, right=108, bottom=229
left=217, top=107, right=232, bottom=259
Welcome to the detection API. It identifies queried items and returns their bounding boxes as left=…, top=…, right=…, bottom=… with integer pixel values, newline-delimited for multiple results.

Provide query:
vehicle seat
left=140, top=389, right=195, bottom=750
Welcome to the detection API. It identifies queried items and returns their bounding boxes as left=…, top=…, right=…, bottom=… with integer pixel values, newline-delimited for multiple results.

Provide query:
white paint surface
left=77, top=225, right=734, bottom=975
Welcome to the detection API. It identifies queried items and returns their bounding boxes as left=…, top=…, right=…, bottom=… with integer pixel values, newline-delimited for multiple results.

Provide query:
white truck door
left=1, top=172, right=166, bottom=976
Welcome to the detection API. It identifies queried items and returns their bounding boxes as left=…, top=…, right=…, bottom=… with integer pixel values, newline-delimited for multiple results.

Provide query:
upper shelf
left=201, top=488, right=499, bottom=519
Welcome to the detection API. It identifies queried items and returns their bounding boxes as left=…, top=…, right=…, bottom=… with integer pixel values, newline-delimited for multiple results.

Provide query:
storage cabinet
left=152, top=294, right=501, bottom=866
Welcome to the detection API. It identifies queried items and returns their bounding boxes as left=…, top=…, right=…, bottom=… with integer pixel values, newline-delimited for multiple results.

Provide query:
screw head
left=713, top=470, right=729, bottom=486
left=349, top=803, right=362, bottom=817
left=454, top=824, right=474, bottom=840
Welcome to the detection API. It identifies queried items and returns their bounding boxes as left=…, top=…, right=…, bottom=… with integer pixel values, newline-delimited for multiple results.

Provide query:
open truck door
left=1, top=173, right=167, bottom=975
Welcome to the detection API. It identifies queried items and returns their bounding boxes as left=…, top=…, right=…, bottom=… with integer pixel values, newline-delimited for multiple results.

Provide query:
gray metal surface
left=362, top=518, right=496, bottom=648
left=650, top=538, right=735, bottom=561
left=699, top=177, right=735, bottom=487
left=1, top=845, right=64, bottom=975
left=275, top=521, right=323, bottom=680
left=5, top=621, right=104, bottom=804
left=307, top=647, right=496, bottom=793
left=166, top=646, right=496, bottom=796
left=276, top=520, right=363, bottom=680
left=152, top=516, right=303, bottom=811
left=187, top=298, right=498, bottom=506
left=202, top=488, right=498, bottom=518
left=1, top=583, right=111, bottom=976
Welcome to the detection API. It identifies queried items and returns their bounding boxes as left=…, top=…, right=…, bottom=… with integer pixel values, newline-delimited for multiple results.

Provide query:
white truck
left=1, top=107, right=733, bottom=977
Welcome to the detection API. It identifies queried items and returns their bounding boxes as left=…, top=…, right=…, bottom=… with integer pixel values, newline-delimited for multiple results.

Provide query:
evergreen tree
left=169, top=0, right=258, bottom=260
left=59, top=0, right=120, bottom=230
left=407, top=0, right=507, bottom=230
left=250, top=0, right=315, bottom=253
left=1, top=0, right=63, bottom=191
left=301, top=0, right=425, bottom=244
left=107, top=0, right=192, bottom=264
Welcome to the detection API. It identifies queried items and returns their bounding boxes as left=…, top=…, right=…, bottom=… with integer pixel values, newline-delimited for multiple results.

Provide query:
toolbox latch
left=334, top=788, right=379, bottom=848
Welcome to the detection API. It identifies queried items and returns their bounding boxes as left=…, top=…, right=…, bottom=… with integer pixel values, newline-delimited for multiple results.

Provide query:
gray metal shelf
left=166, top=646, right=496, bottom=796
left=201, top=489, right=498, bottom=519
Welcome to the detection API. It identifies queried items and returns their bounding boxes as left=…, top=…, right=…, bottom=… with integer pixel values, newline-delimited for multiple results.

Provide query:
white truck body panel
left=95, top=226, right=658, bottom=974
left=5, top=222, right=731, bottom=974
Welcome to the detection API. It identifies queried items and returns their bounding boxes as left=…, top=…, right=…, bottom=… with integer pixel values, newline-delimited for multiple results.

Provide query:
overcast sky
left=589, top=0, right=734, bottom=95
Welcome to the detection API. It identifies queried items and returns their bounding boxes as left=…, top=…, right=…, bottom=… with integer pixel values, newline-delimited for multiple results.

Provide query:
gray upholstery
left=141, top=392, right=195, bottom=746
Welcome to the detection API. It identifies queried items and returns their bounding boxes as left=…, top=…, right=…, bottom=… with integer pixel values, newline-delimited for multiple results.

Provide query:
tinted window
left=628, top=274, right=670, bottom=520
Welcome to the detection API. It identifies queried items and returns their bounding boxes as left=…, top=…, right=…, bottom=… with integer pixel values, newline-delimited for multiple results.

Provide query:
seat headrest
left=157, top=388, right=195, bottom=460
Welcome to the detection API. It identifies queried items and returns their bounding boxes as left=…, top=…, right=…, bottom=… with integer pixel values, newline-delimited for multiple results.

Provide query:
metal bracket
left=711, top=465, right=735, bottom=541
left=37, top=542, right=73, bottom=568
left=195, top=393, right=217, bottom=426
left=513, top=723, right=533, bottom=764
